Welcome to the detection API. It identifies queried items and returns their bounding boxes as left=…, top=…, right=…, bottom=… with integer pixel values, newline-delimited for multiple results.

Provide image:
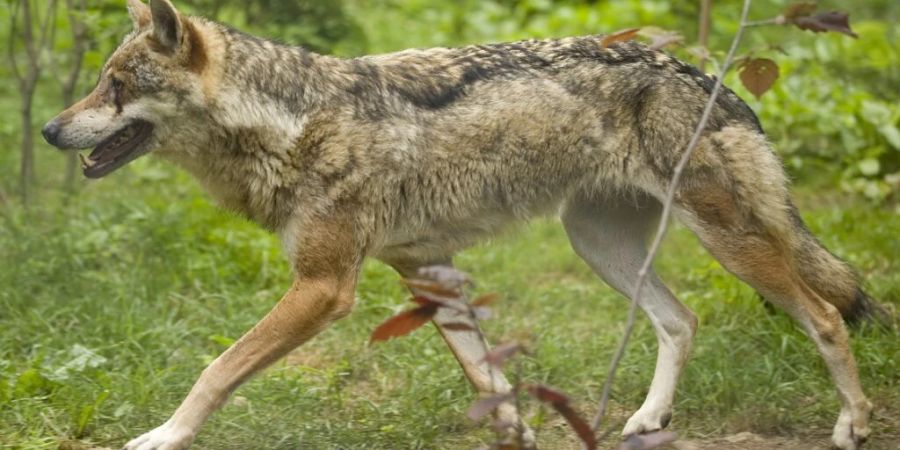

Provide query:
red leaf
left=638, top=27, right=683, bottom=51
left=471, top=292, right=499, bottom=307
left=524, top=384, right=570, bottom=404
left=482, top=341, right=522, bottom=367
left=782, top=2, right=817, bottom=20
left=601, top=28, right=641, bottom=48
left=791, top=11, right=857, bottom=38
left=369, top=304, right=439, bottom=343
left=555, top=402, right=596, bottom=450
left=440, top=321, right=476, bottom=332
left=525, top=384, right=595, bottom=449
left=410, top=295, right=469, bottom=314
left=411, top=295, right=442, bottom=306
left=738, top=58, right=780, bottom=99
left=417, top=265, right=472, bottom=289
left=648, top=33, right=683, bottom=51
left=402, top=278, right=461, bottom=298
left=466, top=392, right=515, bottom=420
left=685, top=45, right=710, bottom=62
left=473, top=306, right=493, bottom=321
left=616, top=431, right=677, bottom=450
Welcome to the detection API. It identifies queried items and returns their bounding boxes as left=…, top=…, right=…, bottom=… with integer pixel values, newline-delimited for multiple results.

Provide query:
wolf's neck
left=208, top=26, right=344, bottom=153
left=176, top=25, right=353, bottom=229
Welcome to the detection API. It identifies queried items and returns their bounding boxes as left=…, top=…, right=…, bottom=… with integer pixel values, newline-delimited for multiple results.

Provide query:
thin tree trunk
left=209, top=0, right=225, bottom=19
left=16, top=0, right=38, bottom=206
left=698, top=0, right=712, bottom=71
left=20, top=98, right=35, bottom=206
left=8, top=0, right=58, bottom=207
left=62, top=0, right=88, bottom=195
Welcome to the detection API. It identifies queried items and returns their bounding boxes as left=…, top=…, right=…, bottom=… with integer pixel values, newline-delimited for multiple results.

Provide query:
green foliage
left=183, top=0, right=366, bottom=55
left=735, top=21, right=900, bottom=200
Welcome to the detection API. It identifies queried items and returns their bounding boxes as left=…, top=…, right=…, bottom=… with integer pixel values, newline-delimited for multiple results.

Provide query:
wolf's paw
left=123, top=421, right=195, bottom=450
left=831, top=402, right=872, bottom=450
left=622, top=406, right=672, bottom=436
left=495, top=402, right=537, bottom=449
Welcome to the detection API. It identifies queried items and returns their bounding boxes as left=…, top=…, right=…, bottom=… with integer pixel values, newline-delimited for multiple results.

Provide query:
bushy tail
left=788, top=205, right=891, bottom=325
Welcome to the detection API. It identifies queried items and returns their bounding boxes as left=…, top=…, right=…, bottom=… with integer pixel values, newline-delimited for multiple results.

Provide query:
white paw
left=622, top=406, right=672, bottom=436
left=124, top=421, right=195, bottom=450
left=831, top=404, right=871, bottom=450
left=496, top=402, right=537, bottom=449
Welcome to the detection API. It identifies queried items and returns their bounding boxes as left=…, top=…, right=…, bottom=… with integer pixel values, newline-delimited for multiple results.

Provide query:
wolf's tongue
left=89, top=125, right=136, bottom=163
left=81, top=120, right=155, bottom=179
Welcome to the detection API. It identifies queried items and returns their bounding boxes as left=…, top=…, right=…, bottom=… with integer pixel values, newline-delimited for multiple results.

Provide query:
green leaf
left=14, top=368, right=53, bottom=397
left=858, top=159, right=880, bottom=176
left=877, top=125, right=900, bottom=150
left=861, top=100, right=891, bottom=126
left=49, top=345, right=108, bottom=382
left=75, top=390, right=110, bottom=437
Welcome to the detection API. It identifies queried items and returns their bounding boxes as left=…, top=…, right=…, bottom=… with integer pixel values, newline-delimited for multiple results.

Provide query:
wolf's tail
left=787, top=205, right=890, bottom=325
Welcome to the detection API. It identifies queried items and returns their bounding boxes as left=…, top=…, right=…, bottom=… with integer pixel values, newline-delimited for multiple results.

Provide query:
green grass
left=1, top=161, right=898, bottom=449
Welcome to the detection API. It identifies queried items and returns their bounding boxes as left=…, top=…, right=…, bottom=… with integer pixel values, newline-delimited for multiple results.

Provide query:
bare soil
left=667, top=431, right=898, bottom=450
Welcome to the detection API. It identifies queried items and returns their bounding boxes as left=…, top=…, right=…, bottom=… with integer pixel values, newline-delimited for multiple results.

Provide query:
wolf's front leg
left=124, top=274, right=358, bottom=450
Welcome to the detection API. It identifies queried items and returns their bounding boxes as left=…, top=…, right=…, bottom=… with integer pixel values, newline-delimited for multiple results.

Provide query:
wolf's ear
left=149, top=0, right=182, bottom=53
left=126, top=0, right=151, bottom=29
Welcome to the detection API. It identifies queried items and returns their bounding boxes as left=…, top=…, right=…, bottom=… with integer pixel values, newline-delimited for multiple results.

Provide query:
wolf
left=41, top=1, right=883, bottom=449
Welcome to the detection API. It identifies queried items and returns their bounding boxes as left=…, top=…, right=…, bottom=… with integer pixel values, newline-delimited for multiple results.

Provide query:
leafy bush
left=736, top=20, right=900, bottom=200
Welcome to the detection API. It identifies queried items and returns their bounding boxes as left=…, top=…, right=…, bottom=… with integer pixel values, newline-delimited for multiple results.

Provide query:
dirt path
left=668, top=431, right=898, bottom=450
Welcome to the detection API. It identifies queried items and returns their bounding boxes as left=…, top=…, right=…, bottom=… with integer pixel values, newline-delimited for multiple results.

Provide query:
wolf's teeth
left=79, top=153, right=96, bottom=169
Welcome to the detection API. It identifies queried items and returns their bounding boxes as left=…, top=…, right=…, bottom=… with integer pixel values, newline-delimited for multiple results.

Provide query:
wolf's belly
left=372, top=195, right=561, bottom=266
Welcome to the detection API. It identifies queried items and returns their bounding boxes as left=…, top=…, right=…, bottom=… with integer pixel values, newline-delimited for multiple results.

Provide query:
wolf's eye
left=109, top=77, right=123, bottom=95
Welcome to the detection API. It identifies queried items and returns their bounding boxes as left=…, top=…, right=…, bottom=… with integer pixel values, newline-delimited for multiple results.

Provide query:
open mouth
left=80, top=120, right=154, bottom=178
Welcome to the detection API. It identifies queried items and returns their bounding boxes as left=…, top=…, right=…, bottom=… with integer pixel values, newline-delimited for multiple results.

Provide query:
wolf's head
left=42, top=0, right=209, bottom=178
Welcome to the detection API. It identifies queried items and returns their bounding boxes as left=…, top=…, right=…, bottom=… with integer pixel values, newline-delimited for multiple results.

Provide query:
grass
left=1, top=159, right=898, bottom=449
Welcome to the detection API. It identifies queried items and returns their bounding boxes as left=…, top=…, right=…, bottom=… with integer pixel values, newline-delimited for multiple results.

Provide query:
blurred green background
left=1, top=1, right=898, bottom=449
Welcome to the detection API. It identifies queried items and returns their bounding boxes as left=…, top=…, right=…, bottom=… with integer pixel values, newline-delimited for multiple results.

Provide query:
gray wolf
left=42, top=1, right=881, bottom=449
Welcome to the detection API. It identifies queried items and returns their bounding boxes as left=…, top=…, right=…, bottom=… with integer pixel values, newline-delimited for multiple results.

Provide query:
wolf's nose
left=41, top=121, right=61, bottom=146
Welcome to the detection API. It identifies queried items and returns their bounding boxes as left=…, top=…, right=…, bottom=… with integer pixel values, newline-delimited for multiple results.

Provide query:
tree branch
left=744, top=17, right=779, bottom=28
left=21, top=1, right=37, bottom=71
left=7, top=0, right=25, bottom=86
left=38, top=0, right=58, bottom=53
left=60, top=0, right=87, bottom=103
left=588, top=0, right=756, bottom=440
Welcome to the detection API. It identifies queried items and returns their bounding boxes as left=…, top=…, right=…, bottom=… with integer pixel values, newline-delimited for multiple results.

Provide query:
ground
left=1, top=165, right=897, bottom=449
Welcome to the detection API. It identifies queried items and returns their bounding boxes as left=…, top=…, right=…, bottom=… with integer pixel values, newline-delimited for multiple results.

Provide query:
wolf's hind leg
left=675, top=175, right=871, bottom=450
left=561, top=191, right=698, bottom=436
left=392, top=263, right=536, bottom=448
